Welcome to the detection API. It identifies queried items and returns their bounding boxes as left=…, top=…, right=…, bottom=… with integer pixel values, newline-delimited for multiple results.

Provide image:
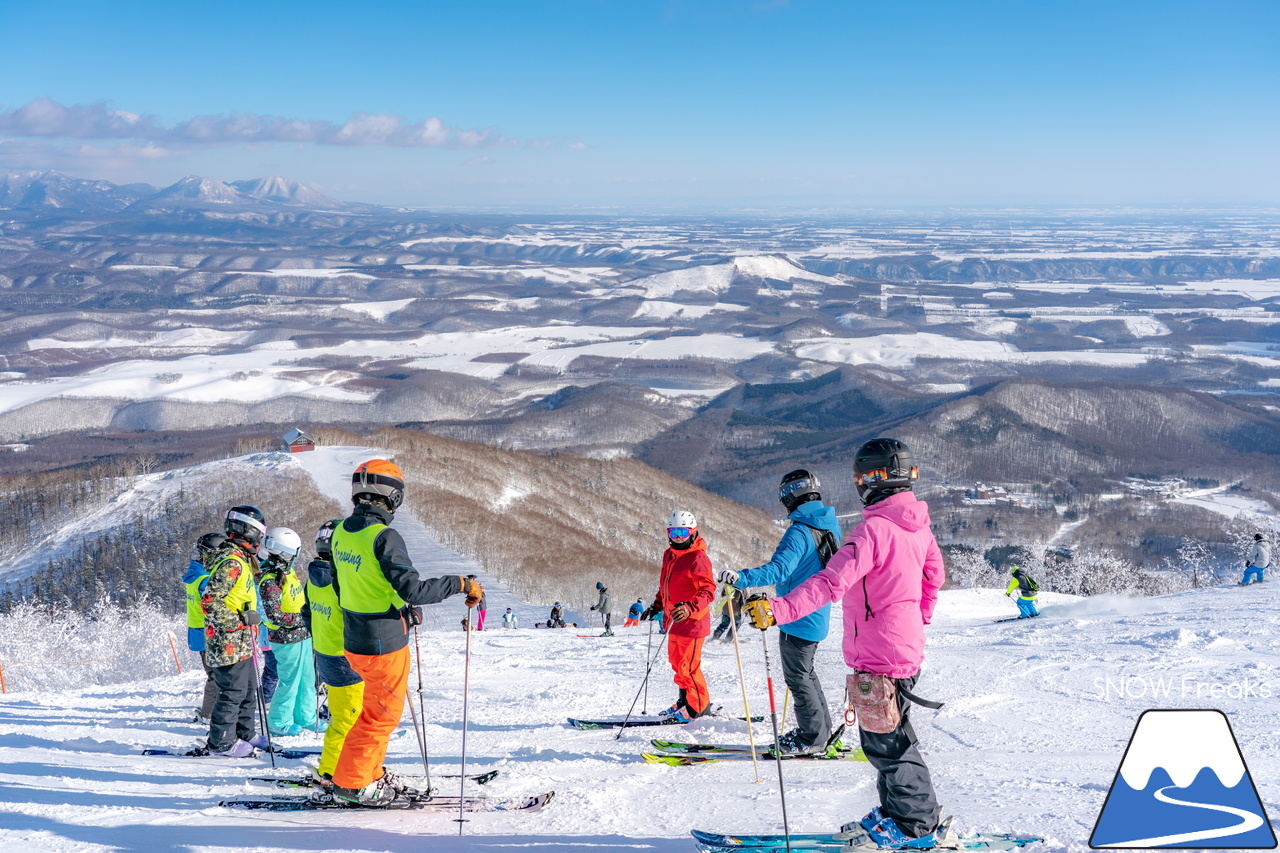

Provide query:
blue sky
left=0, top=0, right=1276, bottom=207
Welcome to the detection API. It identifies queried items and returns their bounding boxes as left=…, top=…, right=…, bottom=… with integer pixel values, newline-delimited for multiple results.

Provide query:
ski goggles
left=667, top=527, right=693, bottom=539
left=854, top=466, right=918, bottom=486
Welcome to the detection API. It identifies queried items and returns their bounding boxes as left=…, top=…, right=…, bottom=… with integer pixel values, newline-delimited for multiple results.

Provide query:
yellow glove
left=745, top=596, right=775, bottom=630
left=462, top=576, right=484, bottom=608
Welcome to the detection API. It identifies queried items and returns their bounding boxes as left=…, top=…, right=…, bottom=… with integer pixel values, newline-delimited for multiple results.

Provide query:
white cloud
left=0, top=98, right=514, bottom=149
left=462, top=155, right=495, bottom=167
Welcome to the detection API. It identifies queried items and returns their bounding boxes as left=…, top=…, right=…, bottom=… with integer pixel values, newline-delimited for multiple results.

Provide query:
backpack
left=793, top=521, right=840, bottom=568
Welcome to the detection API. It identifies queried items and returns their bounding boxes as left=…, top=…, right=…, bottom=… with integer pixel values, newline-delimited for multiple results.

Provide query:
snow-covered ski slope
left=1, top=516, right=1278, bottom=850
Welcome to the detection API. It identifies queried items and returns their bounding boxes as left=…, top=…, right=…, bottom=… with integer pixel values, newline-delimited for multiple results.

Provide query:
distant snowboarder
left=548, top=602, right=566, bottom=628
left=591, top=581, right=614, bottom=636
left=1242, top=533, right=1271, bottom=585
left=1005, top=565, right=1040, bottom=618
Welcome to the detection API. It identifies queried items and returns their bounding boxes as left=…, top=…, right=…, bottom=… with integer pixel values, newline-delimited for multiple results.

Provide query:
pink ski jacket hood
left=770, top=491, right=945, bottom=678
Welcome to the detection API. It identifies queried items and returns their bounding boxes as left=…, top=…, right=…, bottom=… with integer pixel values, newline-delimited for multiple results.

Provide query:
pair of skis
left=221, top=789, right=554, bottom=812
left=691, top=826, right=1042, bottom=852
left=643, top=737, right=867, bottom=767
left=568, top=707, right=764, bottom=730
left=224, top=769, right=551, bottom=812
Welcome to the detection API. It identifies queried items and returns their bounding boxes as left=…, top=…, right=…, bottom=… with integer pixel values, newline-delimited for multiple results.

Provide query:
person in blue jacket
left=718, top=468, right=842, bottom=756
left=183, top=532, right=226, bottom=722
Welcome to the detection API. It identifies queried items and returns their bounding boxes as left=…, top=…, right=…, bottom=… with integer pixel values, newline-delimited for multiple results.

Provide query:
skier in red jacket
left=644, top=510, right=717, bottom=723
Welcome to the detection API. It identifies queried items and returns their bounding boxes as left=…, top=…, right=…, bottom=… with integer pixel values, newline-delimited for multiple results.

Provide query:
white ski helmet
left=261, top=527, right=303, bottom=564
left=666, top=510, right=697, bottom=530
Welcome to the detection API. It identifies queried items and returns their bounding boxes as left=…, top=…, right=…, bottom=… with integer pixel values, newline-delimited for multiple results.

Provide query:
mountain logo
left=1090, top=709, right=1276, bottom=848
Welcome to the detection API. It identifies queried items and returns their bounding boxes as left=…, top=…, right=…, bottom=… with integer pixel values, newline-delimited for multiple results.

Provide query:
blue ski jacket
left=182, top=559, right=210, bottom=652
left=734, top=501, right=841, bottom=642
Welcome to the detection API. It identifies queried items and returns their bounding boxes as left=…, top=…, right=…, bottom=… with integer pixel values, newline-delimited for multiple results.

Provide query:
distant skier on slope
left=302, top=520, right=361, bottom=790
left=745, top=438, right=945, bottom=850
left=710, top=586, right=746, bottom=642
left=1242, top=533, right=1271, bottom=585
left=503, top=607, right=518, bottom=629
left=1005, top=565, right=1040, bottom=618
left=548, top=602, right=566, bottom=628
left=193, top=506, right=273, bottom=758
left=182, top=532, right=226, bottom=724
left=476, top=590, right=488, bottom=630
left=329, top=459, right=482, bottom=807
left=719, top=468, right=843, bottom=756
left=643, top=510, right=717, bottom=723
left=625, top=598, right=645, bottom=627
left=591, top=581, right=614, bottom=636
left=258, top=527, right=318, bottom=736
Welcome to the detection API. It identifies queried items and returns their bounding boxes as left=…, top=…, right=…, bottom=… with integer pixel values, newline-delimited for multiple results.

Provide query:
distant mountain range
left=0, top=170, right=370, bottom=214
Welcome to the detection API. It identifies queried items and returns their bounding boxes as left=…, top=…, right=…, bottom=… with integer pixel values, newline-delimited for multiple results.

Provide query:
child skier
left=303, top=520, right=362, bottom=787
left=719, top=468, right=842, bottom=755
left=1243, top=533, right=1271, bottom=584
left=329, top=459, right=482, bottom=807
left=643, top=510, right=717, bottom=723
left=625, top=598, right=645, bottom=627
left=548, top=602, right=566, bottom=628
left=194, top=506, right=271, bottom=757
left=183, top=532, right=226, bottom=723
left=503, top=607, right=518, bottom=629
left=746, top=439, right=945, bottom=850
left=258, top=526, right=318, bottom=736
left=1005, top=565, right=1040, bottom=618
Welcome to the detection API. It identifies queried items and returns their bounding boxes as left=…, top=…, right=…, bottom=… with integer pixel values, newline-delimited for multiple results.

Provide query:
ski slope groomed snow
left=1, top=547, right=1278, bottom=850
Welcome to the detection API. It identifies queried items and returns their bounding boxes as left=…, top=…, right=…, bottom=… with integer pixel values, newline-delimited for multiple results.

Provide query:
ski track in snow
left=2, top=453, right=1279, bottom=851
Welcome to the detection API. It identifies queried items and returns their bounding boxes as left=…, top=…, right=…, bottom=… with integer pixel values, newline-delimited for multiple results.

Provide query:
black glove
left=403, top=606, right=423, bottom=627
left=642, top=602, right=662, bottom=621
left=241, top=609, right=262, bottom=627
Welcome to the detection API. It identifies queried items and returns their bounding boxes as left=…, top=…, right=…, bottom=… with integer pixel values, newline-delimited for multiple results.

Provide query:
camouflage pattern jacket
left=201, top=541, right=261, bottom=668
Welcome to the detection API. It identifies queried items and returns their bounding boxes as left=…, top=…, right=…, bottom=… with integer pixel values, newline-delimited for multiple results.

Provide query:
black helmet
left=853, top=438, right=918, bottom=505
left=596, top=581, right=604, bottom=590
left=1257, top=533, right=1265, bottom=541
left=225, top=505, right=267, bottom=546
left=196, top=532, right=227, bottom=559
left=315, top=519, right=340, bottom=558
left=778, top=468, right=821, bottom=512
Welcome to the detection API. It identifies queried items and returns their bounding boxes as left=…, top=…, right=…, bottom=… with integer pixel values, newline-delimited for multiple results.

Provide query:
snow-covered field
left=2, top=534, right=1277, bottom=851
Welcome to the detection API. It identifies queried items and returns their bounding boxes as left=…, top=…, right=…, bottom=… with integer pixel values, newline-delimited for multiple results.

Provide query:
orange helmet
left=352, top=459, right=405, bottom=510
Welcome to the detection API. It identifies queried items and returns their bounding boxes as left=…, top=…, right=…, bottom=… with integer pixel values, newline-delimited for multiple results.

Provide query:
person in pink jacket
left=747, top=438, right=946, bottom=851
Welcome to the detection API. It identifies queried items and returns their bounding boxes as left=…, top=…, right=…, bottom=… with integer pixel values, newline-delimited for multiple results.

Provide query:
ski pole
left=642, top=618, right=653, bottom=714
left=615, top=630, right=669, bottom=740
left=781, top=687, right=791, bottom=730
left=251, top=636, right=275, bottom=769
left=761, top=629, right=792, bottom=852
left=406, top=691, right=431, bottom=791
left=413, top=625, right=432, bottom=790
left=457, top=608, right=473, bottom=835
left=727, top=592, right=761, bottom=783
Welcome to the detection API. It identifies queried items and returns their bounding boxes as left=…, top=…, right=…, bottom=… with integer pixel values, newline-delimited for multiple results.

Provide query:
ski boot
left=210, top=739, right=255, bottom=758
left=332, top=772, right=401, bottom=807
left=767, top=728, right=822, bottom=757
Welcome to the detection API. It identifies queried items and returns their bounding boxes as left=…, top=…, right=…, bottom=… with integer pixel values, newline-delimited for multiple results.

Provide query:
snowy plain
left=1, top=450, right=1277, bottom=852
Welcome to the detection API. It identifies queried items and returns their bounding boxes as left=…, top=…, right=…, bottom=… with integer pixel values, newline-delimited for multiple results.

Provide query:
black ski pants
left=198, top=651, right=218, bottom=719
left=779, top=631, right=831, bottom=747
left=857, top=672, right=941, bottom=839
left=207, top=657, right=257, bottom=752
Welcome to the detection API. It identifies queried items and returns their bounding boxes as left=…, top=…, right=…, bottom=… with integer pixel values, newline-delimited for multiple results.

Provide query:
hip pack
left=845, top=671, right=900, bottom=734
